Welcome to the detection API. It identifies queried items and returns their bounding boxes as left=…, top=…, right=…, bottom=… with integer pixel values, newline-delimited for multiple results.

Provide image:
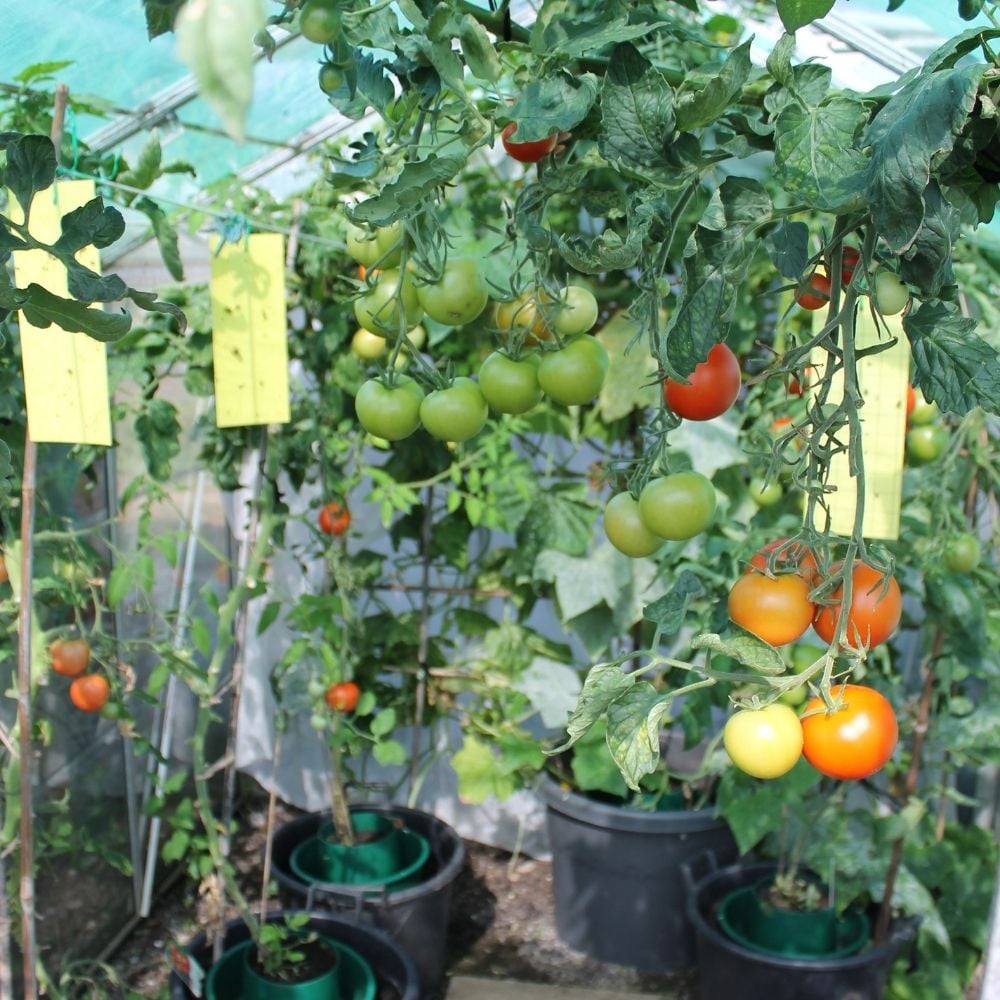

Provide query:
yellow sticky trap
left=811, top=307, right=909, bottom=540
left=12, top=180, right=112, bottom=446
left=209, top=233, right=291, bottom=428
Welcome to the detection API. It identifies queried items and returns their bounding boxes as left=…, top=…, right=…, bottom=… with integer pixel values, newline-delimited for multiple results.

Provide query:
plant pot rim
left=539, top=774, right=725, bottom=834
left=686, top=860, right=918, bottom=971
left=272, top=804, right=464, bottom=903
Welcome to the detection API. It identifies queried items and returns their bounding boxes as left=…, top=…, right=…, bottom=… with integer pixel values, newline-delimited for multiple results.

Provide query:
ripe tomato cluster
left=49, top=638, right=112, bottom=714
left=727, top=541, right=902, bottom=652
left=725, top=684, right=898, bottom=781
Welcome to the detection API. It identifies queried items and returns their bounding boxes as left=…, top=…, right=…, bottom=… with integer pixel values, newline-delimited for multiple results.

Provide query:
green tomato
left=309, top=712, right=328, bottom=731
left=351, top=327, right=387, bottom=361
left=416, top=258, right=489, bottom=326
left=307, top=678, right=328, bottom=699
left=748, top=478, right=782, bottom=508
left=908, top=388, right=939, bottom=426
left=778, top=685, right=808, bottom=708
left=537, top=336, right=609, bottom=406
left=318, top=64, right=345, bottom=95
left=354, top=267, right=423, bottom=334
left=604, top=492, right=663, bottom=558
left=637, top=471, right=716, bottom=541
left=906, top=423, right=948, bottom=464
left=419, top=377, right=488, bottom=442
left=552, top=285, right=599, bottom=337
left=723, top=704, right=803, bottom=779
left=872, top=269, right=910, bottom=316
left=478, top=351, right=543, bottom=414
left=944, top=533, right=981, bottom=573
left=790, top=642, right=826, bottom=674
left=300, top=0, right=341, bottom=44
left=355, top=377, right=424, bottom=441
left=345, top=220, right=403, bottom=268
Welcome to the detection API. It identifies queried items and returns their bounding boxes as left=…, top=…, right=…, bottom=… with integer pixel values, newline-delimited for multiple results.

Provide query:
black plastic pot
left=684, top=855, right=919, bottom=1000
left=169, top=911, right=419, bottom=1000
left=540, top=777, right=737, bottom=971
left=270, top=805, right=464, bottom=998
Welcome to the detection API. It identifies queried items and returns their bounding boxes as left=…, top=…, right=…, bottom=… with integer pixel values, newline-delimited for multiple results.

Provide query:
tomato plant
left=318, top=501, right=350, bottom=536
left=49, top=637, right=91, bottom=678
left=478, top=351, right=542, bottom=414
left=723, top=704, right=804, bottom=780
left=355, top=377, right=424, bottom=441
left=500, top=122, right=557, bottom=163
left=801, top=684, right=898, bottom=780
left=537, top=336, right=609, bottom=406
left=552, top=285, right=599, bottom=337
left=813, top=562, right=902, bottom=650
left=872, top=269, right=910, bottom=316
left=416, top=257, right=489, bottom=326
left=797, top=271, right=830, bottom=310
left=662, top=342, right=741, bottom=421
left=419, top=377, right=488, bottom=442
left=728, top=572, right=815, bottom=647
left=325, top=681, right=360, bottom=712
left=69, top=674, right=110, bottom=713
left=637, top=471, right=716, bottom=541
left=604, top=492, right=663, bottom=558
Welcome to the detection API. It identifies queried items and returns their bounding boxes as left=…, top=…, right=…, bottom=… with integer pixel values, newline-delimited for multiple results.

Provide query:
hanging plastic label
left=11, top=180, right=113, bottom=445
left=209, top=232, right=291, bottom=428
left=811, top=305, right=909, bottom=540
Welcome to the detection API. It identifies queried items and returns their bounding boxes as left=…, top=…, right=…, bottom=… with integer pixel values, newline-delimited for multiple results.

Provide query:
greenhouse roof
left=0, top=0, right=993, bottom=269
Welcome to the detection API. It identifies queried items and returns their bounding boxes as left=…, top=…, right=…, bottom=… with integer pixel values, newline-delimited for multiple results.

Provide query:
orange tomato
left=49, top=637, right=91, bottom=677
left=812, top=561, right=902, bottom=650
left=318, top=501, right=351, bottom=536
left=728, top=572, right=815, bottom=647
left=69, top=674, right=111, bottom=713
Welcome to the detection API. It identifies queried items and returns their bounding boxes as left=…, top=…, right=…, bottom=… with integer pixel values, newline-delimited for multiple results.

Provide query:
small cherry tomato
left=812, top=561, right=902, bottom=650
left=604, top=492, right=663, bottom=558
left=50, top=637, right=91, bottom=677
left=724, top=704, right=804, bottom=779
left=728, top=572, right=815, bottom=647
left=69, top=674, right=110, bottom=713
left=748, top=478, right=782, bottom=508
left=944, top=533, right=981, bottom=573
left=501, top=122, right=557, bottom=163
left=906, top=424, right=948, bottom=464
left=797, top=271, right=831, bottom=310
left=801, top=684, right=897, bottom=780
left=841, top=246, right=861, bottom=285
left=908, top=388, right=939, bottom=426
left=325, top=681, right=360, bottom=712
left=638, top=471, right=716, bottom=541
left=663, top=343, right=741, bottom=421
left=872, top=269, right=910, bottom=316
left=318, top=501, right=351, bottom=536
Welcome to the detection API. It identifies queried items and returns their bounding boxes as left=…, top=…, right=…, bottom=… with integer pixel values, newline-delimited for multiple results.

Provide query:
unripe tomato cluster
left=724, top=684, right=898, bottom=782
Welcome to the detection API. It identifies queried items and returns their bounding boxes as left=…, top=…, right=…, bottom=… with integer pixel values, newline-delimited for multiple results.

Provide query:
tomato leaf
left=143, top=0, right=184, bottom=39
left=674, top=40, right=752, bottom=132
left=765, top=220, right=810, bottom=281
left=506, top=73, right=599, bottom=142
left=864, top=63, right=984, bottom=254
left=904, top=300, right=1000, bottom=415
left=118, top=132, right=164, bottom=193
left=553, top=663, right=635, bottom=752
left=776, top=0, right=835, bottom=33
left=773, top=98, right=868, bottom=213
left=459, top=15, right=501, bottom=83
left=349, top=155, right=467, bottom=227
left=135, top=399, right=182, bottom=481
left=4, top=134, right=56, bottom=220
left=551, top=16, right=665, bottom=59
left=107, top=563, right=135, bottom=608
left=373, top=738, right=407, bottom=766
left=257, top=601, right=282, bottom=636
left=691, top=631, right=786, bottom=675
left=663, top=176, right=771, bottom=377
left=605, top=683, right=671, bottom=789
left=599, top=44, right=676, bottom=176
left=52, top=197, right=126, bottom=254
left=596, top=310, right=658, bottom=421
left=451, top=734, right=516, bottom=803
left=897, top=182, right=959, bottom=296
left=18, top=284, right=132, bottom=341
left=136, top=198, right=185, bottom=282
left=643, top=570, right=704, bottom=637
left=513, top=658, right=582, bottom=729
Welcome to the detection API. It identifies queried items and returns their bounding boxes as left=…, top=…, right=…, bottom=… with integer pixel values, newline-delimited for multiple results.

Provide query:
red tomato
left=813, top=561, right=902, bottom=650
left=906, top=384, right=916, bottom=419
left=318, top=501, right=350, bottom=536
left=748, top=539, right=819, bottom=583
left=801, top=684, right=898, bottom=780
left=69, top=674, right=110, bottom=713
left=501, top=123, right=557, bottom=163
left=797, top=271, right=831, bottom=310
left=786, top=366, right=816, bottom=397
left=663, top=343, right=741, bottom=421
left=50, top=637, right=91, bottom=677
left=325, top=681, right=360, bottom=712
left=728, top=572, right=815, bottom=646
left=841, top=246, right=860, bottom=285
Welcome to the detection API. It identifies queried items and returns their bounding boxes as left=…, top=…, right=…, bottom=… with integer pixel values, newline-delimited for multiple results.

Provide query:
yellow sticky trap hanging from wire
left=810, top=305, right=910, bottom=540
left=209, top=232, right=291, bottom=428
left=12, top=180, right=112, bottom=446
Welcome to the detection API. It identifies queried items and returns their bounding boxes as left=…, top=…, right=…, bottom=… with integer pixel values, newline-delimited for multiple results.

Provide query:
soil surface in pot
left=111, top=799, right=698, bottom=996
